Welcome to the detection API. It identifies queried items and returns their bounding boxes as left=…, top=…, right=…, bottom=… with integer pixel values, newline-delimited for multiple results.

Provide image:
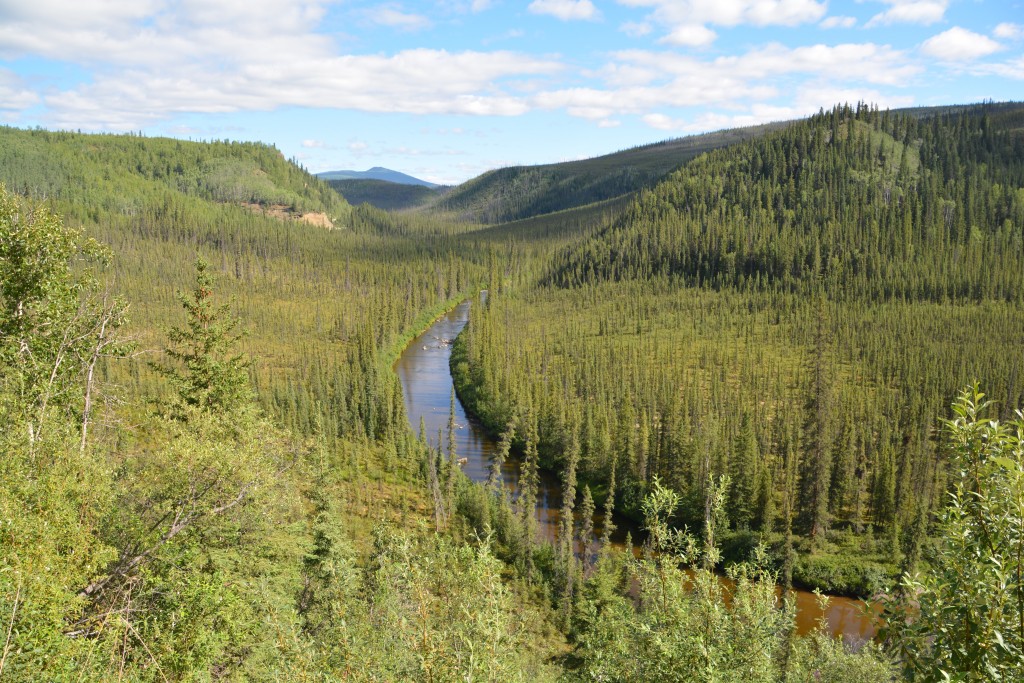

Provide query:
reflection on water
left=394, top=297, right=876, bottom=641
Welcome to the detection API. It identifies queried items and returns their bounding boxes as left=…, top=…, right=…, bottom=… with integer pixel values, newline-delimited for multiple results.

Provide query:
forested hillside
left=430, top=120, right=791, bottom=223
left=0, top=127, right=349, bottom=227
left=549, top=102, right=1024, bottom=300
left=454, top=102, right=1024, bottom=596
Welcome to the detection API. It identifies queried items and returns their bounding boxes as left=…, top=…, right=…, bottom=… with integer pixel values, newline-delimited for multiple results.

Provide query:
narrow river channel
left=395, top=297, right=877, bottom=641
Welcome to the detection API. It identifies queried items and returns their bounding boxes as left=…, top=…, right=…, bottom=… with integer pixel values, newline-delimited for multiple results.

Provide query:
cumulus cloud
left=44, top=49, right=564, bottom=130
left=617, top=0, right=826, bottom=47
left=302, top=139, right=327, bottom=148
left=660, top=25, right=717, bottom=48
left=535, top=42, right=918, bottom=123
left=641, top=113, right=677, bottom=130
left=0, top=0, right=337, bottom=67
left=528, top=0, right=600, bottom=21
left=866, top=0, right=947, bottom=27
left=994, top=23, right=1023, bottom=40
left=0, top=0, right=939, bottom=138
left=921, top=27, right=1002, bottom=61
left=0, top=0, right=565, bottom=130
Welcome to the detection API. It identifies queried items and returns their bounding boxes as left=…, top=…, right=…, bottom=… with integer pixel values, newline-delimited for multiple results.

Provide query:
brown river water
left=394, top=297, right=877, bottom=642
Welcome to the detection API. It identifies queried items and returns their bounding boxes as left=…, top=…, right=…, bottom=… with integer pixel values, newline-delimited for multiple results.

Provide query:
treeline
left=454, top=103, right=1024, bottom=595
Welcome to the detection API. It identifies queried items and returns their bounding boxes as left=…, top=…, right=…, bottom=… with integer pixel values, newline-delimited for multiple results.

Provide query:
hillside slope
left=0, top=127, right=351, bottom=228
left=327, top=177, right=442, bottom=211
left=548, top=102, right=1024, bottom=302
left=430, top=121, right=792, bottom=223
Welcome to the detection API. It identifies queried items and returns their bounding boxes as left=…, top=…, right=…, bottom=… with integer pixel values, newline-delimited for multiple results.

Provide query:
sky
left=0, top=1, right=1021, bottom=185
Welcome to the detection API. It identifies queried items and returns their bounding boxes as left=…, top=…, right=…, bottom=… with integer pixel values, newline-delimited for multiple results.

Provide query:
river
left=394, top=297, right=877, bottom=641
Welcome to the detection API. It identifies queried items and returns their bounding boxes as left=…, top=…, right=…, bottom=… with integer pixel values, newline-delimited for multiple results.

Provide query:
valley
left=1, top=101, right=1023, bottom=681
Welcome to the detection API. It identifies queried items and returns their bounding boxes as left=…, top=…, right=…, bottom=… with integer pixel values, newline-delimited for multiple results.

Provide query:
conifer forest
left=2, top=103, right=1024, bottom=681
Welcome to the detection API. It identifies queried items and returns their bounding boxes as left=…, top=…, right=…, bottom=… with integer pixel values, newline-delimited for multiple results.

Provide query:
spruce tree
left=155, top=258, right=250, bottom=417
left=729, top=412, right=758, bottom=530
left=800, top=297, right=833, bottom=538
left=578, top=485, right=596, bottom=564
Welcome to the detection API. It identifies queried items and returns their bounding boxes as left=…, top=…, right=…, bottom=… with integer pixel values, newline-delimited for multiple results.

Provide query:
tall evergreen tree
left=729, top=412, right=758, bottom=530
left=155, top=258, right=250, bottom=417
left=800, top=298, right=833, bottom=538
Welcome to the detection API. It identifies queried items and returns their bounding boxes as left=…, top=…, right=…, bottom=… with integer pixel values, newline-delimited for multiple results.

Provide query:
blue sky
left=0, top=0, right=1021, bottom=184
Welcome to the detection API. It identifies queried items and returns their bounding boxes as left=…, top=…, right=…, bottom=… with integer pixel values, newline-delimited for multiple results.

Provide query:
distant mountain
left=317, top=167, right=438, bottom=188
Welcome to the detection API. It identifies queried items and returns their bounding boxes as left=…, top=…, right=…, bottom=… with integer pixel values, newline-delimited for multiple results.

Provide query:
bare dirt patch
left=240, top=203, right=335, bottom=229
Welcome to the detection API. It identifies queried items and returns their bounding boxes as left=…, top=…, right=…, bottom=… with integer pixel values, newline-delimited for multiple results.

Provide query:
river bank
left=396, top=297, right=879, bottom=640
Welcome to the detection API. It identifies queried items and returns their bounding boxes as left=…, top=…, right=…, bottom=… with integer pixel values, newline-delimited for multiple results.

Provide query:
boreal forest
left=1, top=102, right=1023, bottom=682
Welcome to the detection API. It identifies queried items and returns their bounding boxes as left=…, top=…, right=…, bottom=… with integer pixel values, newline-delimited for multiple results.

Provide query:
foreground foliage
left=567, top=477, right=896, bottom=682
left=884, top=386, right=1024, bottom=681
left=0, top=185, right=558, bottom=680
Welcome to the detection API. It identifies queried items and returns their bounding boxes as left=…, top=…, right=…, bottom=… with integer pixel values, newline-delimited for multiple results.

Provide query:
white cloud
left=732, top=43, right=918, bottom=85
left=42, top=49, right=562, bottom=130
left=0, top=0, right=945, bottom=141
left=600, top=62, right=659, bottom=86
left=994, top=23, right=1023, bottom=40
left=969, top=56, right=1024, bottom=80
left=471, top=0, right=493, bottom=10
left=619, top=0, right=825, bottom=28
left=528, top=0, right=600, bottom=21
left=0, top=0, right=338, bottom=67
left=597, top=118, right=621, bottom=128
left=641, top=86, right=914, bottom=134
left=921, top=27, right=1003, bottom=61
left=617, top=0, right=825, bottom=47
left=364, top=6, right=433, bottom=31
left=641, top=113, right=676, bottom=130
left=866, top=0, right=947, bottom=27
left=536, top=42, right=918, bottom=122
left=0, top=0, right=564, bottom=130
left=820, top=16, right=856, bottom=29
left=660, top=25, right=717, bottom=48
